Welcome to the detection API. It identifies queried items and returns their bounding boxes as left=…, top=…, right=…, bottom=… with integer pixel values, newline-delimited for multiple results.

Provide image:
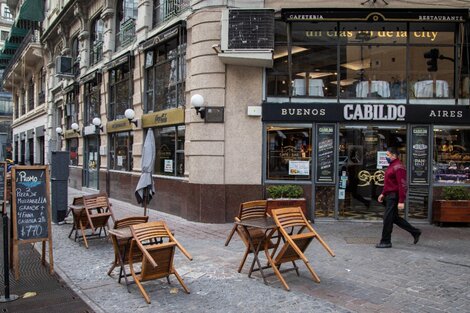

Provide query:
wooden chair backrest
left=72, top=196, right=84, bottom=206
left=238, top=200, right=268, bottom=221
left=83, top=193, right=114, bottom=231
left=114, top=216, right=149, bottom=229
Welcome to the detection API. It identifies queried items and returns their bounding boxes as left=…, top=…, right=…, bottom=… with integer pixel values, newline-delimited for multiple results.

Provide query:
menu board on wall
left=316, top=124, right=335, bottom=183
left=411, top=126, right=429, bottom=184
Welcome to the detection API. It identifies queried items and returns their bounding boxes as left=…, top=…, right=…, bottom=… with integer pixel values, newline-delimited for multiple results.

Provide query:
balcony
left=153, top=0, right=190, bottom=28
left=116, top=18, right=136, bottom=50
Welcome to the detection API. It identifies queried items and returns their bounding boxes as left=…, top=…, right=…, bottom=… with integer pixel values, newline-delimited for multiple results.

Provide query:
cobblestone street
left=37, top=188, right=468, bottom=313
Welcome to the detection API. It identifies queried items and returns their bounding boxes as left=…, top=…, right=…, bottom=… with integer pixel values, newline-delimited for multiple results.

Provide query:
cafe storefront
left=263, top=9, right=470, bottom=222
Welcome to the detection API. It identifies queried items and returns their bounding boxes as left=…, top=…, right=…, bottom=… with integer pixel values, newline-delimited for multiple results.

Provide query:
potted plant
left=433, top=186, right=470, bottom=225
left=265, top=184, right=307, bottom=216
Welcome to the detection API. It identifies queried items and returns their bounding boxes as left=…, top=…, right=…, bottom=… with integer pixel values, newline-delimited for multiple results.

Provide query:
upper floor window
left=71, top=36, right=80, bottom=78
left=115, top=0, right=138, bottom=51
left=90, top=15, right=104, bottom=65
left=267, top=20, right=467, bottom=101
left=109, top=61, right=132, bottom=120
left=39, top=67, right=46, bottom=104
left=144, top=29, right=186, bottom=113
left=20, top=89, right=25, bottom=116
left=1, top=4, right=12, bottom=20
left=28, top=79, right=34, bottom=111
left=152, top=0, right=190, bottom=28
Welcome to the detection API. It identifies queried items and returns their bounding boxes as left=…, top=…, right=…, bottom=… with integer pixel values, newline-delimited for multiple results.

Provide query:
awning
left=16, top=0, right=45, bottom=23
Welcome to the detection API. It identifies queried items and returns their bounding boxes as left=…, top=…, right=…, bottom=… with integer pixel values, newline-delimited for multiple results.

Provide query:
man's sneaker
left=375, top=242, right=392, bottom=248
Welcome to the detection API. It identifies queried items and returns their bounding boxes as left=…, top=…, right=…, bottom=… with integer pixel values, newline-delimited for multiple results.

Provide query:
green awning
left=9, top=25, right=28, bottom=38
left=16, top=0, right=45, bottom=23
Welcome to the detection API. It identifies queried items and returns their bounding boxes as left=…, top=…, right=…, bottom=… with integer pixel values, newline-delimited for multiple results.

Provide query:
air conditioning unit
left=55, top=56, right=73, bottom=76
left=219, top=9, right=274, bottom=67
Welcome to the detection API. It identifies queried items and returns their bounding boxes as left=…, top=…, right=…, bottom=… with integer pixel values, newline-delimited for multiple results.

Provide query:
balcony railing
left=153, top=0, right=190, bottom=28
left=116, top=18, right=136, bottom=49
left=2, top=28, right=40, bottom=84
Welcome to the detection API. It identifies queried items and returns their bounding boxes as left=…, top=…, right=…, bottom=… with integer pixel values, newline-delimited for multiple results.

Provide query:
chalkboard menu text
left=316, top=124, right=335, bottom=183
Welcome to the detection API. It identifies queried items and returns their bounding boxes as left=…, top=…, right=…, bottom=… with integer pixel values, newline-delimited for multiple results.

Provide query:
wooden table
left=235, top=217, right=279, bottom=284
left=108, top=227, right=133, bottom=292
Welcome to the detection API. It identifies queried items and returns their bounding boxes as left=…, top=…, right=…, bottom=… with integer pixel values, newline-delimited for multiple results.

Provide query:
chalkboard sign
left=411, top=126, right=430, bottom=185
left=316, top=124, right=335, bottom=183
left=13, top=168, right=50, bottom=241
left=0, top=162, right=5, bottom=214
left=11, top=165, right=53, bottom=279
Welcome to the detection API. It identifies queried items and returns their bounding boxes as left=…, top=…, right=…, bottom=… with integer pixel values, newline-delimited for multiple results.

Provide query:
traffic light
left=424, top=48, right=439, bottom=72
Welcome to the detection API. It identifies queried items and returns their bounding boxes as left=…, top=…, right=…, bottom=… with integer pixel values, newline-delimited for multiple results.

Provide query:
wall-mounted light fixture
left=124, top=108, right=138, bottom=127
left=92, top=117, right=104, bottom=132
left=56, top=127, right=64, bottom=137
left=191, top=94, right=206, bottom=119
left=71, top=122, right=81, bottom=135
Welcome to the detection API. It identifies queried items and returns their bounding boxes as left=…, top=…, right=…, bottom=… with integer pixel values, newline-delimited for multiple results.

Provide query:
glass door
left=84, top=136, right=99, bottom=189
left=338, top=125, right=407, bottom=220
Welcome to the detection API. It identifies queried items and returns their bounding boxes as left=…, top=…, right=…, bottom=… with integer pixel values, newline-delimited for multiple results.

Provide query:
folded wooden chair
left=269, top=207, right=335, bottom=291
left=224, top=200, right=279, bottom=273
left=78, top=193, right=115, bottom=248
left=107, top=216, right=149, bottom=277
left=129, top=221, right=192, bottom=304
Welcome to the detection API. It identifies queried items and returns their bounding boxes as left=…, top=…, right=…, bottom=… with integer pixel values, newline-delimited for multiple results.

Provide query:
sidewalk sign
left=11, top=166, right=54, bottom=280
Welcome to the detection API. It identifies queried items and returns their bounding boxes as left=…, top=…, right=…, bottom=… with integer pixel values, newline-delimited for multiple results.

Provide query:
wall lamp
left=125, top=108, right=138, bottom=127
left=92, top=117, right=104, bottom=132
left=191, top=94, right=206, bottom=119
left=71, top=122, right=81, bottom=135
left=56, top=127, right=64, bottom=137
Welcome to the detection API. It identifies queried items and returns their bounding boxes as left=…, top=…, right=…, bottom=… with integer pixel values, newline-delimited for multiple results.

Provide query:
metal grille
left=228, top=10, right=274, bottom=50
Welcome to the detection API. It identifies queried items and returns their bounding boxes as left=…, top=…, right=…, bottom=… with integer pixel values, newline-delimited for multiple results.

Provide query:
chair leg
left=130, top=256, right=151, bottom=303
left=68, top=224, right=75, bottom=238
left=268, top=259, right=290, bottom=291
left=224, top=225, right=237, bottom=246
left=173, top=270, right=190, bottom=294
left=79, top=221, right=89, bottom=248
left=107, top=259, right=117, bottom=276
left=291, top=261, right=300, bottom=276
left=238, top=248, right=250, bottom=273
left=304, top=261, right=321, bottom=283
left=166, top=277, right=171, bottom=284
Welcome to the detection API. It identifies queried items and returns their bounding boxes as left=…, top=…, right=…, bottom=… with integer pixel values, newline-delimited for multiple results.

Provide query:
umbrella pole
left=143, top=189, right=147, bottom=216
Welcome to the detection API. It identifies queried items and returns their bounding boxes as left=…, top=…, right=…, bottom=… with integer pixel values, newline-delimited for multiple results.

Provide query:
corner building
left=2, top=1, right=470, bottom=223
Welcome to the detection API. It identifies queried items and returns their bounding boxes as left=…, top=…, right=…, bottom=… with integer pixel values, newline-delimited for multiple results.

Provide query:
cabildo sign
left=262, top=103, right=470, bottom=124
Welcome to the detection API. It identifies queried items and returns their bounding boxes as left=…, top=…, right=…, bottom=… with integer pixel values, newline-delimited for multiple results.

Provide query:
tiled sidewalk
left=29, top=188, right=470, bottom=312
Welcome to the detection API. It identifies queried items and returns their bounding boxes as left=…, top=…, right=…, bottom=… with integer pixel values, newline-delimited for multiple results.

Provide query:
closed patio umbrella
left=135, top=130, right=156, bottom=216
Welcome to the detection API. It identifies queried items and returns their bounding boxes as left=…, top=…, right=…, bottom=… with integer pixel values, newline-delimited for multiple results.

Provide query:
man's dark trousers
left=381, top=193, right=420, bottom=244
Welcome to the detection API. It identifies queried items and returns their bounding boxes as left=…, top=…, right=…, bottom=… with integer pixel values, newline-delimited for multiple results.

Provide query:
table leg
left=245, top=226, right=270, bottom=285
left=112, top=236, right=132, bottom=293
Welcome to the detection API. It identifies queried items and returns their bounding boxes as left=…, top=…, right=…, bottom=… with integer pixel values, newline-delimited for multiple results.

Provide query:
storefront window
left=154, top=125, right=185, bottom=177
left=266, top=126, right=311, bottom=180
left=433, top=127, right=470, bottom=184
left=67, top=138, right=78, bottom=166
left=109, top=132, right=133, bottom=171
left=460, top=23, right=469, bottom=98
left=84, top=77, right=101, bottom=125
left=268, top=20, right=466, bottom=101
left=144, top=30, right=186, bottom=113
left=109, top=62, right=132, bottom=120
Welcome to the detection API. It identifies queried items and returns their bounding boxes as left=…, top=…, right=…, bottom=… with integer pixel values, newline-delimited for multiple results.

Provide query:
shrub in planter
left=266, top=185, right=307, bottom=216
left=433, top=186, right=470, bottom=225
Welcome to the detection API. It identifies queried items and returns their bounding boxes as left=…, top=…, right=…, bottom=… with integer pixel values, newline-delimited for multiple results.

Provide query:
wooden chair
left=224, top=200, right=279, bottom=273
left=107, top=216, right=149, bottom=277
left=129, top=221, right=192, bottom=304
left=68, top=195, right=85, bottom=240
left=268, top=207, right=335, bottom=291
left=77, top=193, right=114, bottom=248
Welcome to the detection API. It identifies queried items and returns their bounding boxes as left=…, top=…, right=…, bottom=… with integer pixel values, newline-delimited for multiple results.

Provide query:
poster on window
left=411, top=126, right=429, bottom=184
left=289, top=160, right=309, bottom=175
left=377, top=151, right=388, bottom=169
left=315, top=124, right=335, bottom=183
left=164, top=159, right=173, bottom=173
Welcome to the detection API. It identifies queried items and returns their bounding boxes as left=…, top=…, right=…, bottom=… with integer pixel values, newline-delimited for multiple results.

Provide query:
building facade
left=1, top=0, right=469, bottom=223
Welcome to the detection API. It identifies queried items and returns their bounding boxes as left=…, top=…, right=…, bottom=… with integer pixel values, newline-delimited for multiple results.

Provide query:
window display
left=109, top=132, right=133, bottom=171
left=154, top=126, right=185, bottom=177
left=266, top=126, right=311, bottom=180
left=434, top=127, right=470, bottom=184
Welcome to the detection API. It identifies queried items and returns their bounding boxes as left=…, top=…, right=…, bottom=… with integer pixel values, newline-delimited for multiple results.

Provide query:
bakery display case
left=434, top=128, right=470, bottom=184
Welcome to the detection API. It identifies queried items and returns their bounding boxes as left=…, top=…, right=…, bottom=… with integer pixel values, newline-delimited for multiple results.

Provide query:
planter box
left=267, top=198, right=307, bottom=216
left=432, top=200, right=470, bottom=224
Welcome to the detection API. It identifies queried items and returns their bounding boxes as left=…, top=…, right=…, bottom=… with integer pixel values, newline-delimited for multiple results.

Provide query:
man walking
left=376, top=147, right=421, bottom=248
